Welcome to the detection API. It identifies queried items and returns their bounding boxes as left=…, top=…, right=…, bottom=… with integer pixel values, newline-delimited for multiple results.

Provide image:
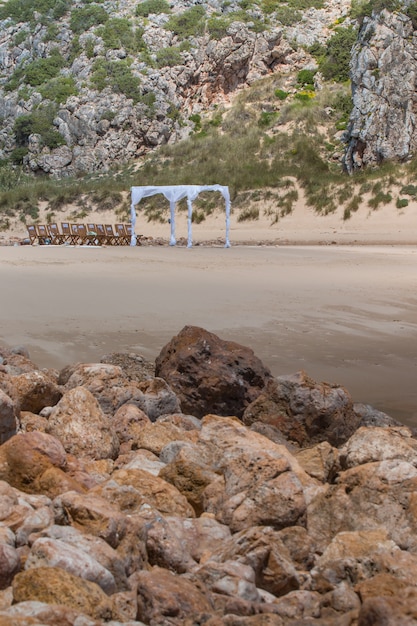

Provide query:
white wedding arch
left=130, top=185, right=231, bottom=247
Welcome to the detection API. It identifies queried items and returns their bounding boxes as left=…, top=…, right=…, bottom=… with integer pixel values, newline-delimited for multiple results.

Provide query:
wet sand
left=1, top=244, right=417, bottom=426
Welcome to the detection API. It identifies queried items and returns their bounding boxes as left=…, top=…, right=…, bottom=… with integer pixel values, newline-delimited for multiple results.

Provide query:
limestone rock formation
left=344, top=8, right=417, bottom=171
left=0, top=0, right=350, bottom=177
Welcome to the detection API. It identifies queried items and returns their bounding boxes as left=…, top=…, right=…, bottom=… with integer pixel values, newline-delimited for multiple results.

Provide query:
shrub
left=238, top=207, right=260, bottom=221
left=98, top=18, right=144, bottom=53
left=227, top=10, right=267, bottom=31
left=70, top=5, right=109, bottom=34
left=400, top=184, right=417, bottom=195
left=207, top=16, right=231, bottom=39
left=396, top=197, right=409, bottom=208
left=39, top=76, right=77, bottom=103
left=165, top=5, right=206, bottom=38
left=368, top=190, right=392, bottom=209
left=0, top=0, right=69, bottom=21
left=406, top=2, right=417, bottom=29
left=135, top=0, right=171, bottom=17
left=191, top=209, right=206, bottom=223
left=14, top=30, right=29, bottom=46
left=10, top=147, right=28, bottom=165
left=275, top=89, right=288, bottom=100
left=258, top=111, right=278, bottom=127
left=297, top=68, right=317, bottom=87
left=319, top=27, right=358, bottom=82
left=274, top=6, right=301, bottom=24
left=295, top=91, right=315, bottom=102
left=155, top=46, right=183, bottom=68
left=13, top=104, right=65, bottom=150
left=24, top=48, right=65, bottom=86
left=43, top=23, right=59, bottom=42
left=91, top=59, right=142, bottom=103
left=351, top=0, right=400, bottom=22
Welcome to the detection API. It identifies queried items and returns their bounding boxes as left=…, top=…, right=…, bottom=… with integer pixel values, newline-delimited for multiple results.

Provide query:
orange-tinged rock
left=12, top=567, right=112, bottom=621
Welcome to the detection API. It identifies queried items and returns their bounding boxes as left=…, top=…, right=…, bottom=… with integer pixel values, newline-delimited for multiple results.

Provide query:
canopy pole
left=225, top=196, right=231, bottom=248
left=169, top=200, right=176, bottom=246
left=187, top=197, right=193, bottom=248
left=130, top=198, right=137, bottom=246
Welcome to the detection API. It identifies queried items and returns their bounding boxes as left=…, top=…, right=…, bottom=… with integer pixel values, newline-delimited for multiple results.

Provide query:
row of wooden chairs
left=27, top=223, right=139, bottom=246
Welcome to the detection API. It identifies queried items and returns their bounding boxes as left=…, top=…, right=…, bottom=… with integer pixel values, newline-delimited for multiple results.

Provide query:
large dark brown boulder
left=242, top=371, right=361, bottom=448
left=155, top=326, right=272, bottom=419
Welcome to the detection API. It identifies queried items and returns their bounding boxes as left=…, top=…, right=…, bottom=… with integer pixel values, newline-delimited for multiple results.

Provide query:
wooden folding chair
left=36, top=224, right=51, bottom=245
left=47, top=223, right=66, bottom=245
left=125, top=223, right=141, bottom=246
left=114, top=224, right=129, bottom=245
left=94, top=224, right=108, bottom=245
left=104, top=224, right=118, bottom=245
left=61, top=222, right=78, bottom=245
left=76, top=224, right=93, bottom=245
left=27, top=225, right=38, bottom=245
left=86, top=224, right=101, bottom=245
left=70, top=223, right=84, bottom=245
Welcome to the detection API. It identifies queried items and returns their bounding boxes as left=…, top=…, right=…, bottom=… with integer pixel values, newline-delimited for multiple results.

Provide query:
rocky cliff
left=344, top=5, right=417, bottom=172
left=0, top=0, right=350, bottom=177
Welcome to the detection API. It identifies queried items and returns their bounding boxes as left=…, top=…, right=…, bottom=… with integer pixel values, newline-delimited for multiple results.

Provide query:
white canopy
left=130, top=185, right=231, bottom=247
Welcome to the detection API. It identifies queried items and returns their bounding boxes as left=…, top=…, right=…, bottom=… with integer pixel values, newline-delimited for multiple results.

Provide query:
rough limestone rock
left=46, top=386, right=120, bottom=460
left=161, top=515, right=232, bottom=564
left=12, top=566, right=113, bottom=621
left=25, top=537, right=117, bottom=595
left=100, top=352, right=155, bottom=382
left=200, top=415, right=316, bottom=532
left=344, top=9, right=417, bottom=171
left=190, top=559, right=261, bottom=603
left=15, top=506, right=54, bottom=547
left=159, top=442, right=220, bottom=515
left=91, top=468, right=195, bottom=518
left=111, top=403, right=151, bottom=448
left=0, top=431, right=67, bottom=493
left=36, top=524, right=128, bottom=592
left=52, top=491, right=126, bottom=548
left=63, top=364, right=143, bottom=416
left=12, top=371, right=62, bottom=414
left=1, top=602, right=101, bottom=625
left=134, top=565, right=213, bottom=625
left=295, top=441, right=340, bottom=482
left=35, top=465, right=86, bottom=499
left=155, top=326, right=273, bottom=419
left=339, top=425, right=417, bottom=469
left=118, top=448, right=166, bottom=475
left=130, top=377, right=182, bottom=422
left=0, top=389, right=18, bottom=445
left=133, top=421, right=194, bottom=456
left=208, top=525, right=302, bottom=597
left=358, top=593, right=417, bottom=626
left=307, top=457, right=417, bottom=553
left=243, top=371, right=361, bottom=447
left=0, top=543, right=20, bottom=590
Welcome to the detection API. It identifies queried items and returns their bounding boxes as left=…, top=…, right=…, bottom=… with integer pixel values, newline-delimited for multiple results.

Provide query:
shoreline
left=1, top=244, right=417, bottom=427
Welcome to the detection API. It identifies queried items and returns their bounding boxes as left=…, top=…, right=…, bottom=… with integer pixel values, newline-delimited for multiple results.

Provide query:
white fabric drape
left=130, top=185, right=231, bottom=247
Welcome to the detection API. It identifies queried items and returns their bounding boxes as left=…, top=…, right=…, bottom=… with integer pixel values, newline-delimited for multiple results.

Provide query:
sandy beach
left=1, top=240, right=416, bottom=427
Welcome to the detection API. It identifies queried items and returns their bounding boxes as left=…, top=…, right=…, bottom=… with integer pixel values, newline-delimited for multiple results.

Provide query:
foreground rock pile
left=0, top=325, right=415, bottom=625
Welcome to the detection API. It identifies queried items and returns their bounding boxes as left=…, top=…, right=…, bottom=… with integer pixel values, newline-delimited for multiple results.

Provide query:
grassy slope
left=2, top=69, right=417, bottom=239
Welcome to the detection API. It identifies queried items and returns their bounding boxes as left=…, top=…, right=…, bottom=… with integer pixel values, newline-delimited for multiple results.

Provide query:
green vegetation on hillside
left=0, top=0, right=69, bottom=23
left=0, top=72, right=409, bottom=229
